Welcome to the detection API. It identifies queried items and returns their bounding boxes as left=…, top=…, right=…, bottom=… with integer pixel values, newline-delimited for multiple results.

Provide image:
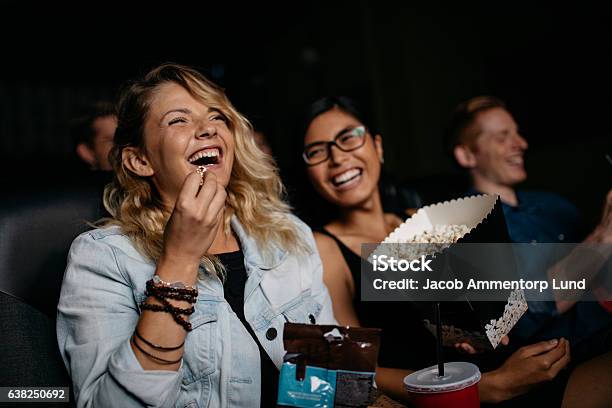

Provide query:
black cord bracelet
left=131, top=335, right=183, bottom=365
left=134, top=329, right=185, bottom=351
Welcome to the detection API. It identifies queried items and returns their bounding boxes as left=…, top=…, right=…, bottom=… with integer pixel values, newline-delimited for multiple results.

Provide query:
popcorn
left=377, top=224, right=470, bottom=262
left=404, top=224, right=470, bottom=244
left=196, top=165, right=207, bottom=185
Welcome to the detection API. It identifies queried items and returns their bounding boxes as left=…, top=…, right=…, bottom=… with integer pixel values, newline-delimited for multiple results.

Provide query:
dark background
left=0, top=1, right=610, bottom=229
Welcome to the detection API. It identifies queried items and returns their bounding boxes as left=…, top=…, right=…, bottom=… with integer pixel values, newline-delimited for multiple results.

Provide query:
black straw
left=435, top=302, right=444, bottom=377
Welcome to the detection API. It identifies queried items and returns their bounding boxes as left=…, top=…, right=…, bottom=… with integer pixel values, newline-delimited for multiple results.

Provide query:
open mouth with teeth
left=188, top=147, right=222, bottom=167
left=331, top=168, right=363, bottom=187
left=506, top=155, right=524, bottom=167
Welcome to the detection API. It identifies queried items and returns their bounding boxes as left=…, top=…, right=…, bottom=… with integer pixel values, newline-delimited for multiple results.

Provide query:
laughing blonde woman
left=57, top=64, right=335, bottom=408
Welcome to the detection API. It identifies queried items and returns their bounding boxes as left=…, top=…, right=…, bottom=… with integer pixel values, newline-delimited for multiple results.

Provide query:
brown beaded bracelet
left=140, top=301, right=193, bottom=331
left=141, top=277, right=197, bottom=331
left=146, top=287, right=198, bottom=302
left=139, top=301, right=194, bottom=316
left=145, top=287, right=197, bottom=304
left=145, top=295, right=195, bottom=315
left=146, top=277, right=198, bottom=297
left=131, top=335, right=182, bottom=365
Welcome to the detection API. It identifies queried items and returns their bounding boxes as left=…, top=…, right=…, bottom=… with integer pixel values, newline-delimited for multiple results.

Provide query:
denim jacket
left=57, top=215, right=336, bottom=408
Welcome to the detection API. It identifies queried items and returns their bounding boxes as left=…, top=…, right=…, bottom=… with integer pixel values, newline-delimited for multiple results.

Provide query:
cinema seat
left=0, top=185, right=103, bottom=406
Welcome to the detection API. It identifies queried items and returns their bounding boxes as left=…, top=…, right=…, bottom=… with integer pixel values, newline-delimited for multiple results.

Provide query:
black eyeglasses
left=303, top=126, right=367, bottom=165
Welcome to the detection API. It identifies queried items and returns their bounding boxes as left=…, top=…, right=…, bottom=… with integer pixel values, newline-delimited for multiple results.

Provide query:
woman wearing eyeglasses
left=299, top=96, right=610, bottom=406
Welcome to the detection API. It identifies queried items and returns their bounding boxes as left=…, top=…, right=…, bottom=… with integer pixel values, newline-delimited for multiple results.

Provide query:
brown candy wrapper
left=277, top=323, right=381, bottom=408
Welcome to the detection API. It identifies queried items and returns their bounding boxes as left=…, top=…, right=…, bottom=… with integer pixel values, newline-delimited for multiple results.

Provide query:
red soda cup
left=403, top=361, right=481, bottom=408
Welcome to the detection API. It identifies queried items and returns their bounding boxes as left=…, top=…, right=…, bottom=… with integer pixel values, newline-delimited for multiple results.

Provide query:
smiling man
left=446, top=96, right=581, bottom=244
left=445, top=97, right=612, bottom=365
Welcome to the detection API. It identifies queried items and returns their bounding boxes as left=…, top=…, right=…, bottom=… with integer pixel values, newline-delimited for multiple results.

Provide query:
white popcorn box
left=381, top=193, right=508, bottom=244
left=370, top=194, right=527, bottom=349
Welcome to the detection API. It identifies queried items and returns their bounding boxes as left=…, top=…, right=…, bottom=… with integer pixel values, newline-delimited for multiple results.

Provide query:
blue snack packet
left=277, top=324, right=380, bottom=408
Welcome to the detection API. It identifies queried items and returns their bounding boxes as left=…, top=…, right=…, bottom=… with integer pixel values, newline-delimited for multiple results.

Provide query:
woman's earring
left=380, top=156, right=385, bottom=164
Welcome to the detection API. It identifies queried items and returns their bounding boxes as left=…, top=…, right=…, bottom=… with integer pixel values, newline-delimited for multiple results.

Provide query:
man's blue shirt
left=467, top=189, right=582, bottom=244
left=467, top=189, right=609, bottom=359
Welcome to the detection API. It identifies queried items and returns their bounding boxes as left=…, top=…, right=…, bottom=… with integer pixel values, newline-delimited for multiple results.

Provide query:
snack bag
left=277, top=323, right=381, bottom=408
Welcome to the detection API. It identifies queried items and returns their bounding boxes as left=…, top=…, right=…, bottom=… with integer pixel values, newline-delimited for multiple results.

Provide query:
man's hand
left=487, top=338, right=571, bottom=402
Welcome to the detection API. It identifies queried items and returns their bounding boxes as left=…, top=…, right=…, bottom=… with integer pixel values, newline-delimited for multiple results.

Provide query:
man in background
left=70, top=101, right=117, bottom=171
left=446, top=95, right=582, bottom=243
left=446, top=95, right=611, bottom=362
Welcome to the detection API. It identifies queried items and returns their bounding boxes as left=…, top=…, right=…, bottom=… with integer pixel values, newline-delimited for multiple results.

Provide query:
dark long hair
left=301, top=96, right=377, bottom=140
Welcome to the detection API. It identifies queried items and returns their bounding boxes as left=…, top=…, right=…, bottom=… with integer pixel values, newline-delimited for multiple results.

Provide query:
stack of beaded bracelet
left=140, top=276, right=198, bottom=331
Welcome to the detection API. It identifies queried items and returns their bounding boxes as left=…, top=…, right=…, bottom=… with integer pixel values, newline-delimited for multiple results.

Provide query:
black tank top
left=218, top=250, right=279, bottom=407
left=315, top=228, right=438, bottom=369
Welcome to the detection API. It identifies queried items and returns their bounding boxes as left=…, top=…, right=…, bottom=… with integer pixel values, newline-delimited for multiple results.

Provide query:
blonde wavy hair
left=101, top=63, right=308, bottom=274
